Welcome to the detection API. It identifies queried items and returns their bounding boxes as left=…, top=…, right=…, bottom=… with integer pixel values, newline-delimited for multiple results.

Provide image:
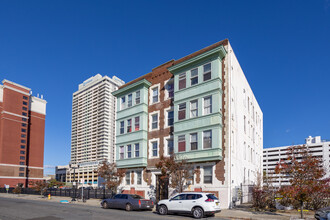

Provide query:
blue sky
left=0, top=0, right=329, bottom=175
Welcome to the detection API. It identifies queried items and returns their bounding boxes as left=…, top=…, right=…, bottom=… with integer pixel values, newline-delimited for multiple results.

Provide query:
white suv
left=157, top=192, right=221, bottom=219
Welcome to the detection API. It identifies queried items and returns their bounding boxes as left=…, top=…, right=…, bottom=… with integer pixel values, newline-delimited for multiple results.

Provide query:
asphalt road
left=0, top=197, right=227, bottom=220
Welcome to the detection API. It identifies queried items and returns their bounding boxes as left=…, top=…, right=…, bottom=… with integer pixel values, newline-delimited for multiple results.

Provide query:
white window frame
left=164, top=107, right=174, bottom=128
left=178, top=72, right=186, bottom=90
left=119, top=146, right=125, bottom=159
left=136, top=170, right=142, bottom=185
left=190, top=133, right=198, bottom=151
left=120, top=121, right=125, bottom=134
left=203, top=96, right=212, bottom=115
left=190, top=68, right=198, bottom=86
left=135, top=143, right=140, bottom=157
left=149, top=138, right=159, bottom=159
left=135, top=90, right=140, bottom=105
left=203, top=130, right=212, bottom=149
left=149, top=111, right=160, bottom=131
left=203, top=62, right=212, bottom=81
left=149, top=84, right=160, bottom=104
left=203, top=165, right=213, bottom=184
left=190, top=99, right=198, bottom=118
left=178, top=102, right=186, bottom=120
left=134, top=116, right=140, bottom=131
left=121, top=96, right=126, bottom=110
left=164, top=79, right=174, bottom=100
left=127, top=93, right=132, bottom=107
left=127, top=144, right=132, bottom=158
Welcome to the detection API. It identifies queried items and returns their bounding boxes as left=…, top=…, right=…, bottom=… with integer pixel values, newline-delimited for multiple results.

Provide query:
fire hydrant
left=48, top=194, right=51, bottom=200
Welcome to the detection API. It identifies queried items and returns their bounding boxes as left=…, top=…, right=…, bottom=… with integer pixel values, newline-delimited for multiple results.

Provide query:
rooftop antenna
left=41, top=94, right=43, bottom=99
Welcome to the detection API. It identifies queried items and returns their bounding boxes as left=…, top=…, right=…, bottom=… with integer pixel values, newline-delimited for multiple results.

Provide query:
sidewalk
left=216, top=203, right=315, bottom=220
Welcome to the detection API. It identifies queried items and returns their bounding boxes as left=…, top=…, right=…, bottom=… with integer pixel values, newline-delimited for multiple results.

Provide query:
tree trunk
left=300, top=200, right=303, bottom=219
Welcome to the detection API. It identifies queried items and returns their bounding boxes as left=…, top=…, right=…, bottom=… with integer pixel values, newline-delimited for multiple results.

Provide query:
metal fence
left=0, top=187, right=114, bottom=200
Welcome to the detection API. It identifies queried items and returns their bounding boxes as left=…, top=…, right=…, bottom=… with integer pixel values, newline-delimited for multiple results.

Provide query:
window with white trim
left=203, top=63, right=211, bottom=81
left=203, top=130, right=212, bottom=149
left=135, top=116, right=140, bottom=131
left=178, top=135, right=186, bottom=152
left=167, top=110, right=174, bottom=126
left=121, top=97, right=126, bottom=109
left=203, top=96, right=212, bottom=115
left=204, top=166, right=213, bottom=184
left=178, top=103, right=186, bottom=120
left=152, top=87, right=158, bottom=103
left=151, top=113, right=158, bottom=129
left=119, top=146, right=124, bottom=159
left=126, top=172, right=130, bottom=185
left=135, top=143, right=139, bottom=157
left=152, top=141, right=158, bottom=157
left=135, top=91, right=140, bottom=104
left=179, top=72, right=186, bottom=90
left=190, top=100, right=198, bottom=118
left=127, top=145, right=132, bottom=158
left=190, top=133, right=198, bottom=150
left=127, top=119, right=132, bottom=133
left=128, top=94, right=132, bottom=107
left=191, top=68, right=198, bottom=85
left=120, top=121, right=124, bottom=134
left=137, top=171, right=142, bottom=185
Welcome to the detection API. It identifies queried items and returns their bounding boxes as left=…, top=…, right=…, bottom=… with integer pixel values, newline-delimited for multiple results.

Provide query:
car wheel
left=125, top=203, right=132, bottom=211
left=192, top=207, right=204, bottom=219
left=102, top=202, right=109, bottom=209
left=158, top=205, right=168, bottom=215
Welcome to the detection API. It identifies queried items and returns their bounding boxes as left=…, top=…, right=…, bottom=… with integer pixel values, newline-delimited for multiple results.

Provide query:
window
left=127, top=119, right=132, bottom=133
left=126, top=172, right=130, bottom=185
left=22, top=118, right=27, bottom=122
left=23, top=96, right=28, bottom=100
left=203, top=96, right=212, bottom=115
left=120, top=121, right=124, bottom=134
left=152, top=113, right=158, bottom=129
left=19, top=173, right=24, bottom=177
left=121, top=97, right=126, bottom=109
left=178, top=103, right=186, bottom=120
left=135, top=91, right=140, bottom=104
left=167, top=110, right=174, bottom=126
left=204, top=166, right=213, bottom=184
left=203, top=63, right=211, bottom=81
left=167, top=138, right=174, bottom=155
left=167, top=80, right=174, bottom=98
left=21, top=134, right=26, bottom=138
left=190, top=133, right=198, bottom=150
left=187, top=170, right=194, bottom=185
left=128, top=94, right=132, bottom=107
left=20, top=145, right=25, bottom=149
left=22, top=112, right=27, bottom=116
left=20, top=156, right=25, bottom=160
left=127, top=145, right=132, bottom=158
left=137, top=171, right=142, bottom=185
left=152, top=141, right=158, bottom=157
left=119, top=146, right=124, bottom=159
left=152, top=87, right=158, bottom=103
left=172, top=194, right=186, bottom=200
left=20, top=151, right=25, bottom=154
left=178, top=135, right=186, bottom=152
left=21, top=140, right=26, bottom=143
left=190, top=100, right=198, bottom=118
left=23, top=101, right=27, bottom=105
left=21, top=129, right=26, bottom=133
left=20, top=162, right=25, bottom=165
left=134, top=117, right=140, bottom=131
left=19, top=167, right=24, bottom=171
left=179, top=72, right=186, bottom=90
left=190, top=68, right=198, bottom=85
left=135, top=143, right=139, bottom=157
left=22, top=123, right=27, bottom=127
left=203, top=130, right=212, bottom=149
left=22, top=107, right=27, bottom=111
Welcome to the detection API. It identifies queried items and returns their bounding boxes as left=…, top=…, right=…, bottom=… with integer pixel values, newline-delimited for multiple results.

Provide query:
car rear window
left=207, top=194, right=218, bottom=200
left=130, top=195, right=144, bottom=199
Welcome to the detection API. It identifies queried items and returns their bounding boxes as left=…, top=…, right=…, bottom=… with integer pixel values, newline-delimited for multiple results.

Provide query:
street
left=0, top=197, right=227, bottom=220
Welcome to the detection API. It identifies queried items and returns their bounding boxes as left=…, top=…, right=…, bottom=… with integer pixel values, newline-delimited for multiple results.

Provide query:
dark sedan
left=101, top=194, right=154, bottom=211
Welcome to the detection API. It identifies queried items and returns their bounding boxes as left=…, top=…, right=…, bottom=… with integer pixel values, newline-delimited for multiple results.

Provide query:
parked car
left=157, top=192, right=221, bottom=219
left=101, top=194, right=154, bottom=211
left=315, top=206, right=330, bottom=220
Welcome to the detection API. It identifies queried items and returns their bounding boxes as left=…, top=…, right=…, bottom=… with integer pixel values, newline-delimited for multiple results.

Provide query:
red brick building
left=0, top=80, right=47, bottom=187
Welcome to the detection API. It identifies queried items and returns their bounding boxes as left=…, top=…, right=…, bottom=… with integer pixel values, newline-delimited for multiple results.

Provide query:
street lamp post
left=69, top=163, right=79, bottom=202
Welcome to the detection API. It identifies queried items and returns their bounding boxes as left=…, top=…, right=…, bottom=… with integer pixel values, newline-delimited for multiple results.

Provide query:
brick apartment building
left=0, top=80, right=47, bottom=187
left=113, top=39, right=263, bottom=209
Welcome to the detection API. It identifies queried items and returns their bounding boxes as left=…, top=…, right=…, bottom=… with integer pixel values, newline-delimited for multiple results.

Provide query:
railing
left=0, top=187, right=114, bottom=200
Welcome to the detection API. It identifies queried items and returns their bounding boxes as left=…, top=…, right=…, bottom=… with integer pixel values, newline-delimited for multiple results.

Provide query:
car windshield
left=130, top=195, right=144, bottom=199
left=207, top=194, right=218, bottom=200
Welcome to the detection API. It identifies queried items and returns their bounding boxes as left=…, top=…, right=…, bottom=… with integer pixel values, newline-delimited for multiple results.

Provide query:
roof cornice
left=112, top=78, right=151, bottom=97
left=168, top=45, right=227, bottom=73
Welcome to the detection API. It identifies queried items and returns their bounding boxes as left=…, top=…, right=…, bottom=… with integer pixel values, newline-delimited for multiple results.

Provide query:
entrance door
left=156, top=175, right=169, bottom=202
